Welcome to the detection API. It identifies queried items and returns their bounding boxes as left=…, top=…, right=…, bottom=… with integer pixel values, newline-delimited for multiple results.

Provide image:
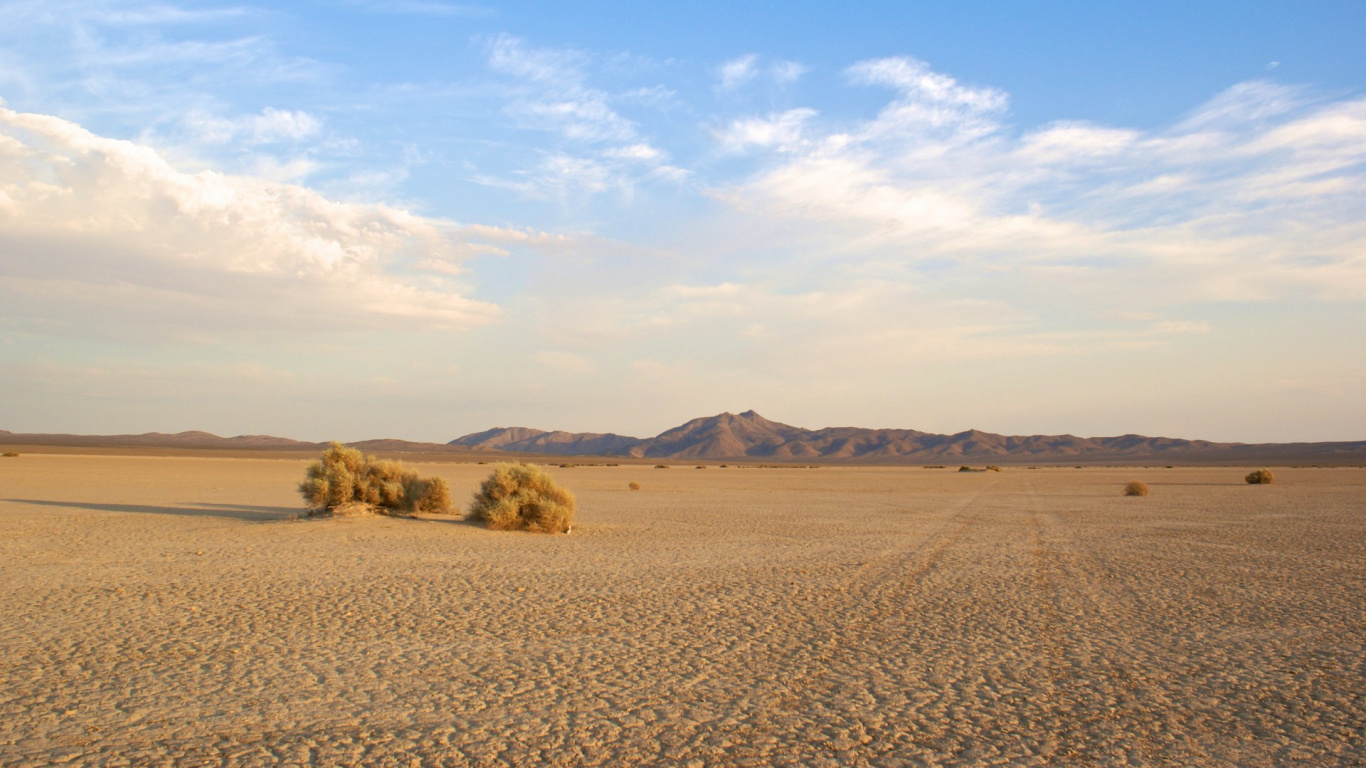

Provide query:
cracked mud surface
left=2, top=456, right=1363, bottom=765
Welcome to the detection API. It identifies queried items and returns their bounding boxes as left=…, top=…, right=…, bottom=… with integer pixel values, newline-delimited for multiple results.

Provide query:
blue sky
left=1, top=0, right=1364, bottom=442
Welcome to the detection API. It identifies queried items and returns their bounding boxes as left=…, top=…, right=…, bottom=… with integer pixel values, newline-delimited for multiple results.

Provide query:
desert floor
left=1, top=455, right=1363, bottom=766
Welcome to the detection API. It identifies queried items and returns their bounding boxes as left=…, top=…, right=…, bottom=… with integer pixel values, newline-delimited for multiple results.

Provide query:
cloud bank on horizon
left=1, top=1, right=1363, bottom=443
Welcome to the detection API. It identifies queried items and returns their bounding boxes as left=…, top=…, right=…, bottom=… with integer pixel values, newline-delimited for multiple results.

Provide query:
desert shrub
left=1245, top=469, right=1275, bottom=485
left=1124, top=481, right=1149, bottom=497
left=628, top=481, right=641, bottom=491
left=986, top=465, right=1002, bottom=472
left=696, top=465, right=706, bottom=469
left=406, top=476, right=452, bottom=514
left=468, top=462, right=576, bottom=533
left=1, top=452, right=18, bottom=457
left=654, top=464, right=669, bottom=469
left=298, top=442, right=453, bottom=516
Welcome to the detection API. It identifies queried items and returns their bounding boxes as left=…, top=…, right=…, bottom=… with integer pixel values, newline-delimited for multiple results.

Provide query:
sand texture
left=2, top=456, right=1364, bottom=766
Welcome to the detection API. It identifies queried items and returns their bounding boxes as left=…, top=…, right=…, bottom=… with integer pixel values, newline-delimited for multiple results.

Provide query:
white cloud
left=184, top=107, right=321, bottom=145
left=711, top=66, right=1366, bottom=302
left=346, top=1, right=493, bottom=16
left=0, top=106, right=588, bottom=334
left=605, top=143, right=665, bottom=162
left=1017, top=122, right=1139, bottom=164
left=717, top=54, right=808, bottom=91
left=718, top=54, right=758, bottom=91
left=715, top=108, right=817, bottom=153
left=486, top=34, right=636, bottom=143
left=771, top=60, right=808, bottom=85
left=848, top=56, right=1007, bottom=113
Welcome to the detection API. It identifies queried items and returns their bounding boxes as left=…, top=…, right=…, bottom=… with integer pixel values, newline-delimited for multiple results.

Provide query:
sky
left=1, top=0, right=1365, bottom=443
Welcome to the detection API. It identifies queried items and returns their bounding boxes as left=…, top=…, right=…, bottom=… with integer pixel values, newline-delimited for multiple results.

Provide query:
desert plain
left=1, top=453, right=1363, bottom=766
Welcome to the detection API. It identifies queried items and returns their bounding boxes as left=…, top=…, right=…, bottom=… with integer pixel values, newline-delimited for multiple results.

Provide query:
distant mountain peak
left=439, top=411, right=1366, bottom=463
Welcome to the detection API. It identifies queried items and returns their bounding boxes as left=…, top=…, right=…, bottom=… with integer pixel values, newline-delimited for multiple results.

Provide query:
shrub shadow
left=4, top=499, right=298, bottom=522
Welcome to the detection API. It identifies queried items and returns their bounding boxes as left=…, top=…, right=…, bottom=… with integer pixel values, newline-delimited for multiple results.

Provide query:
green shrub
left=1124, top=481, right=1149, bottom=497
left=298, top=442, right=453, bottom=516
left=468, top=462, right=576, bottom=533
left=1245, top=469, right=1275, bottom=485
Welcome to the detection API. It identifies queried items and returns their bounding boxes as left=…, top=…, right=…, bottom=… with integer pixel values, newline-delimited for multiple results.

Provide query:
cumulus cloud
left=0, top=106, right=572, bottom=334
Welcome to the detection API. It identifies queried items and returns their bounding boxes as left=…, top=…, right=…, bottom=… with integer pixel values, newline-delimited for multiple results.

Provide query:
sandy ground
left=1, top=456, right=1363, bottom=767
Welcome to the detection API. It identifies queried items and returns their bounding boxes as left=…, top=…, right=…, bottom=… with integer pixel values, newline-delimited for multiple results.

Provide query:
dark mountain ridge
left=449, top=411, right=1366, bottom=464
left=5, top=413, right=1364, bottom=463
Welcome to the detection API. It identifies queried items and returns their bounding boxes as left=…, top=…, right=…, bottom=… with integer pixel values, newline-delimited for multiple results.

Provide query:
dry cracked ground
left=1, top=455, right=1363, bottom=766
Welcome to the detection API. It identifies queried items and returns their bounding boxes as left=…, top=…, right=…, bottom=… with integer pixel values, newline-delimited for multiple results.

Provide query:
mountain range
left=4, top=411, right=1365, bottom=463
left=449, top=410, right=1366, bottom=464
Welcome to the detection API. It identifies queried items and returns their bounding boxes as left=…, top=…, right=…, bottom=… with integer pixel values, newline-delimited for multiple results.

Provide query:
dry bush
left=1245, top=468, right=1275, bottom=485
left=654, top=464, right=669, bottom=469
left=1124, top=481, right=1149, bottom=497
left=468, top=462, right=576, bottom=533
left=298, top=442, right=454, bottom=516
left=1, top=452, right=18, bottom=457
left=628, top=481, right=641, bottom=491
left=986, top=465, right=1002, bottom=472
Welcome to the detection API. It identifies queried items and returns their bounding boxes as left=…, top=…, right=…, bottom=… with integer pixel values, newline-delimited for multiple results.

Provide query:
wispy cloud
left=715, top=108, right=817, bottom=153
left=709, top=60, right=1366, bottom=304
left=345, top=0, right=494, bottom=16
left=718, top=54, right=758, bottom=91
left=183, top=106, right=321, bottom=144
left=716, top=53, right=808, bottom=91
left=485, top=34, right=635, bottom=142
left=477, top=34, right=683, bottom=199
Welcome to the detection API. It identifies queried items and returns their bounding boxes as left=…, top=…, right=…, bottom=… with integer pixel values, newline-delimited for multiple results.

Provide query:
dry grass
left=628, top=481, right=642, bottom=491
left=298, top=442, right=454, bottom=516
left=1246, top=468, right=1275, bottom=485
left=468, top=463, right=576, bottom=534
left=1125, top=481, right=1149, bottom=497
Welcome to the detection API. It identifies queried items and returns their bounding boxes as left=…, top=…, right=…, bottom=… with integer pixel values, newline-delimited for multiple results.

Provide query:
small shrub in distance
left=986, top=465, right=1002, bottom=472
left=1124, top=481, right=1149, bottom=497
left=468, top=462, right=576, bottom=533
left=298, top=442, right=453, bottom=516
left=654, top=464, right=669, bottom=469
left=1245, top=469, right=1275, bottom=485
left=1, top=452, right=18, bottom=457
left=628, top=481, right=642, bottom=491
